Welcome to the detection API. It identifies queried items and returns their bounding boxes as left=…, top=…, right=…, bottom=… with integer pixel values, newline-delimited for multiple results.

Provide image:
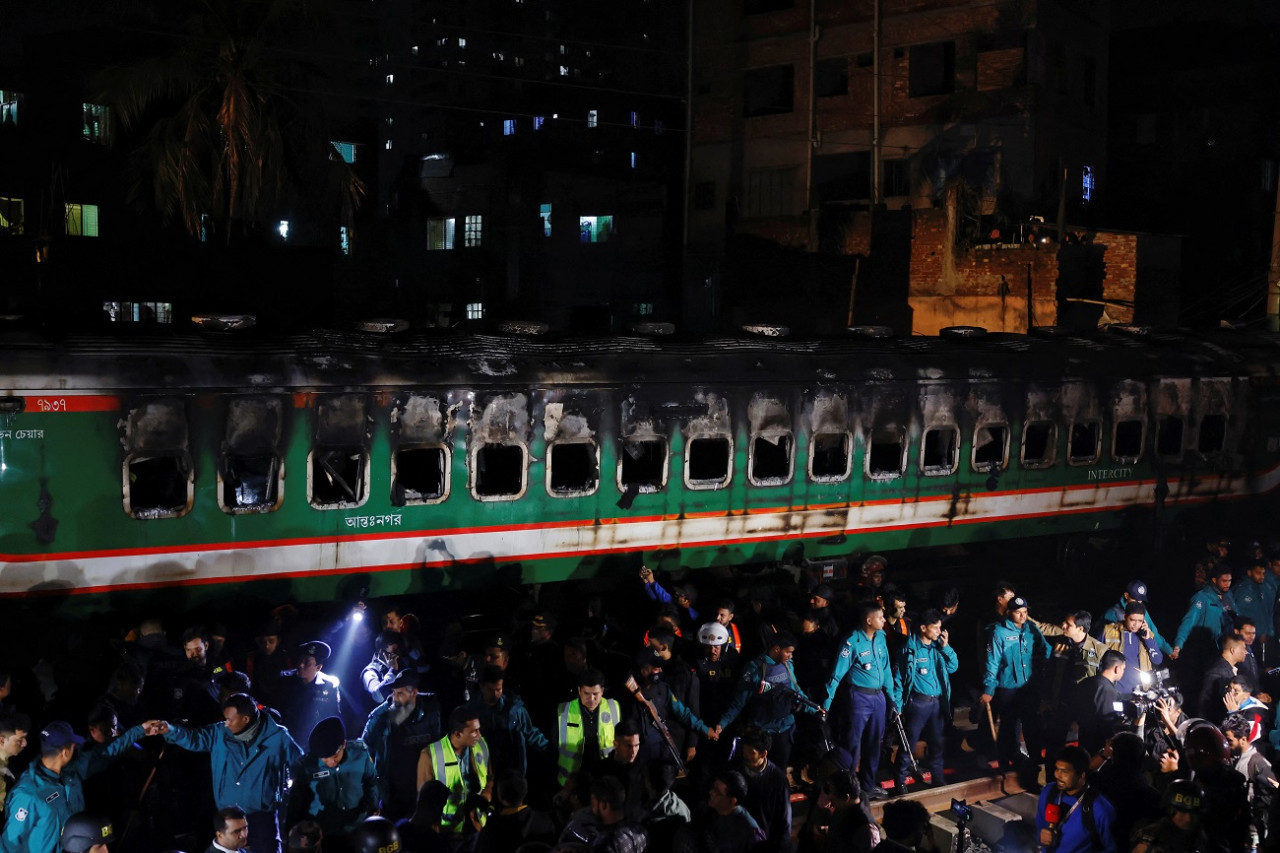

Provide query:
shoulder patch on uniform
left=313, top=769, right=331, bottom=778
left=14, top=808, right=27, bottom=822
left=45, top=792, right=59, bottom=803
left=840, top=647, right=851, bottom=658
left=1194, top=602, right=1203, bottom=609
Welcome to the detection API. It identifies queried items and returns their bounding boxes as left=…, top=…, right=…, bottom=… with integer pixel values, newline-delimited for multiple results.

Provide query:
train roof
left=3, top=325, right=1280, bottom=392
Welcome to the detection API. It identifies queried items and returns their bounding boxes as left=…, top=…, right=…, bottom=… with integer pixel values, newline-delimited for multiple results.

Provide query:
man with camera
left=1099, top=603, right=1164, bottom=695
left=1070, top=650, right=1128, bottom=757
left=1198, top=636, right=1247, bottom=724
left=1034, top=745, right=1117, bottom=853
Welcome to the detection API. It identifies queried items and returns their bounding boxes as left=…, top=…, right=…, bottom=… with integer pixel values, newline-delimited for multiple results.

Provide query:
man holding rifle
left=891, top=608, right=958, bottom=795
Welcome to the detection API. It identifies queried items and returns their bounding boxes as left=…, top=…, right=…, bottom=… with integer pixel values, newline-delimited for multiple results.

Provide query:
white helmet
left=698, top=622, right=729, bottom=646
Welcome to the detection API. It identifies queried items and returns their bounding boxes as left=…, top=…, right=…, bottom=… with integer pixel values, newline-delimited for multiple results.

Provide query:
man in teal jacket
left=1172, top=565, right=1236, bottom=695
left=287, top=717, right=376, bottom=841
left=147, top=692, right=302, bottom=853
left=978, top=596, right=1050, bottom=788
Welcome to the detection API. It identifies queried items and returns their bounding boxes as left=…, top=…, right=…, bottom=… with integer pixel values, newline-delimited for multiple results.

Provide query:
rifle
left=625, top=675, right=686, bottom=774
left=889, top=700, right=920, bottom=779
left=758, top=681, right=833, bottom=753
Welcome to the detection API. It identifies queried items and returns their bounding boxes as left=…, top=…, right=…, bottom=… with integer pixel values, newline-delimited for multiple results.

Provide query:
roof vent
left=1106, top=324, right=1152, bottom=336
left=846, top=325, right=894, bottom=339
left=628, top=321, right=675, bottom=336
left=741, top=324, right=790, bottom=338
left=940, top=325, right=987, bottom=339
left=497, top=320, right=549, bottom=335
left=192, top=313, right=256, bottom=332
left=1028, top=326, right=1067, bottom=337
left=355, top=318, right=409, bottom=334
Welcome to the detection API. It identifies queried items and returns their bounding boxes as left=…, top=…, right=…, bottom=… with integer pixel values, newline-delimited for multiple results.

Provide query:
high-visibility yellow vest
left=426, top=734, right=490, bottom=833
left=556, top=698, right=620, bottom=784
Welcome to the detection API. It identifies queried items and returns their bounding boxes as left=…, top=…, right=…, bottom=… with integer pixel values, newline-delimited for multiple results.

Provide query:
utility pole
left=806, top=0, right=818, bottom=251
left=1268, top=167, right=1280, bottom=331
left=871, top=0, right=881, bottom=206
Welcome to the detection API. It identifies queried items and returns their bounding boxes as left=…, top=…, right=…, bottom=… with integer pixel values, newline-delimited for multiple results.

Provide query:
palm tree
left=97, top=0, right=363, bottom=240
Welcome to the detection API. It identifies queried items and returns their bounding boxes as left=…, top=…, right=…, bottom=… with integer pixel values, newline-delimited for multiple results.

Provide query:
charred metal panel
left=748, top=393, right=794, bottom=486
left=618, top=395, right=669, bottom=494
left=683, top=392, right=733, bottom=490
left=120, top=398, right=194, bottom=519
left=1110, top=379, right=1147, bottom=464
left=1063, top=381, right=1101, bottom=465
left=545, top=401, right=599, bottom=497
left=807, top=392, right=852, bottom=482
left=1022, top=384, right=1062, bottom=468
left=1152, top=379, right=1191, bottom=461
left=309, top=394, right=372, bottom=509
left=861, top=383, right=910, bottom=480
left=391, top=394, right=455, bottom=506
left=918, top=384, right=960, bottom=476
left=1193, top=378, right=1234, bottom=457
left=218, top=396, right=285, bottom=514
left=966, top=384, right=1009, bottom=473
left=468, top=393, right=530, bottom=501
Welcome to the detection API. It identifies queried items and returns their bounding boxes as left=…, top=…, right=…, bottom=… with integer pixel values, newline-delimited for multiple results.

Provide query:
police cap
left=296, top=641, right=332, bottom=665
left=349, top=817, right=401, bottom=853
left=1008, top=596, right=1029, bottom=612
left=811, top=584, right=835, bottom=603
left=308, top=716, right=346, bottom=758
left=1125, top=580, right=1148, bottom=602
left=61, top=813, right=114, bottom=853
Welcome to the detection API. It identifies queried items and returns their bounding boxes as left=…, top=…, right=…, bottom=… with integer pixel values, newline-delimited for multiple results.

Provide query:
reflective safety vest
left=556, top=698, right=620, bottom=784
left=426, top=735, right=490, bottom=833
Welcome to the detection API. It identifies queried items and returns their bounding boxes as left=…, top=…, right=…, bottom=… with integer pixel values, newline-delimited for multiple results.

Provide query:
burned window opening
left=619, top=438, right=667, bottom=492
left=1068, top=421, right=1100, bottom=464
left=475, top=443, right=526, bottom=498
left=1156, top=416, right=1184, bottom=460
left=393, top=446, right=449, bottom=505
left=921, top=427, right=959, bottom=475
left=687, top=437, right=732, bottom=487
left=311, top=449, right=368, bottom=507
left=127, top=455, right=191, bottom=517
left=1021, top=421, right=1057, bottom=469
left=867, top=428, right=905, bottom=479
left=1113, top=419, right=1144, bottom=461
left=221, top=454, right=280, bottom=512
left=550, top=442, right=599, bottom=495
left=750, top=434, right=792, bottom=485
left=1198, top=414, right=1227, bottom=456
left=810, top=432, right=851, bottom=481
left=973, top=425, right=1008, bottom=471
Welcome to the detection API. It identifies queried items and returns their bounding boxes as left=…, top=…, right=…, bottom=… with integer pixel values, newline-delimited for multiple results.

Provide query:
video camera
left=951, top=799, right=973, bottom=824
left=1128, top=668, right=1180, bottom=718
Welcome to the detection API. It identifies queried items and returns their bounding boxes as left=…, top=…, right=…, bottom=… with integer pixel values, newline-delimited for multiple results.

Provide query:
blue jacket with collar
left=164, top=712, right=302, bottom=812
left=983, top=618, right=1050, bottom=693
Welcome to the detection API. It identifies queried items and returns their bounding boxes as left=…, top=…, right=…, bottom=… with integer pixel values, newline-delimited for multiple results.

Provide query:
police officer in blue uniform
left=891, top=608, right=958, bottom=793
left=825, top=600, right=893, bottom=799
left=979, top=596, right=1050, bottom=789
left=283, top=642, right=346, bottom=745
left=288, top=716, right=377, bottom=847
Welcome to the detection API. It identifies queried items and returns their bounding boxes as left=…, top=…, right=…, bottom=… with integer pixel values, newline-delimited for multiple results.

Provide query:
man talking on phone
left=1098, top=603, right=1163, bottom=695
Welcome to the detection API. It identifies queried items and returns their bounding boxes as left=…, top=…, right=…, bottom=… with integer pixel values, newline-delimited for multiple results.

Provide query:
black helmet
left=350, top=817, right=401, bottom=853
left=1182, top=721, right=1230, bottom=771
left=1163, top=779, right=1206, bottom=814
left=61, top=813, right=115, bottom=853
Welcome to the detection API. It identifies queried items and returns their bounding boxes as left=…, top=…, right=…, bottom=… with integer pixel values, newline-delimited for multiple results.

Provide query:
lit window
left=0, top=197, right=24, bottom=234
left=540, top=203, right=552, bottom=237
left=503, top=119, right=516, bottom=136
left=0, top=90, right=21, bottom=126
left=458, top=37, right=467, bottom=48
left=534, top=116, right=545, bottom=130
left=385, top=73, right=394, bottom=84
left=332, top=141, right=357, bottom=163
left=411, top=45, right=419, bottom=55
left=385, top=139, right=393, bottom=150
left=630, top=152, right=637, bottom=169
left=560, top=65, right=569, bottom=77
left=1082, top=165, right=1094, bottom=203
left=466, top=302, right=484, bottom=320
left=102, top=302, right=173, bottom=324
left=514, top=56, right=525, bottom=67
left=464, top=215, right=482, bottom=247
left=560, top=44, right=566, bottom=55
left=633, top=302, right=653, bottom=315
left=339, top=226, right=351, bottom=255
left=278, top=220, right=289, bottom=240
left=82, top=103, right=107, bottom=143
left=428, top=217, right=456, bottom=250
left=200, top=213, right=209, bottom=243
left=587, top=109, right=598, bottom=128
left=630, top=111, right=638, bottom=127
left=65, top=203, right=99, bottom=237
left=579, top=215, right=613, bottom=243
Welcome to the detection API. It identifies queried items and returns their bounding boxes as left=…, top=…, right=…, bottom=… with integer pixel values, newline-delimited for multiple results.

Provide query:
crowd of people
left=1, top=537, right=1280, bottom=853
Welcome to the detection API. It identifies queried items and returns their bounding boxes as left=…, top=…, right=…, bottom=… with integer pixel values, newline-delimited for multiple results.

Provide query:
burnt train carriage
left=0, top=324, right=1278, bottom=606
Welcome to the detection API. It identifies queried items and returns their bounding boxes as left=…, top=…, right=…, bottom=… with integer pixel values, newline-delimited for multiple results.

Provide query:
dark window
left=1113, top=420, right=1144, bottom=461
left=1198, top=414, right=1227, bottom=455
left=908, top=41, right=955, bottom=97
left=973, top=425, right=1008, bottom=471
left=128, top=455, right=190, bottom=516
left=750, top=434, right=792, bottom=484
left=475, top=443, right=526, bottom=497
left=688, top=437, right=732, bottom=485
left=221, top=455, right=280, bottom=511
left=1022, top=421, right=1056, bottom=468
left=884, top=159, right=910, bottom=197
left=855, top=52, right=873, bottom=68
left=811, top=432, right=850, bottom=481
left=744, top=65, right=794, bottom=117
left=746, top=168, right=795, bottom=217
left=620, top=438, right=667, bottom=491
left=868, top=428, right=904, bottom=478
left=1157, top=417, right=1184, bottom=459
left=312, top=450, right=367, bottom=505
left=815, top=58, right=848, bottom=97
left=745, top=0, right=793, bottom=14
left=550, top=442, right=599, bottom=495
left=1068, top=421, right=1100, bottom=464
left=393, top=446, right=448, bottom=504
left=922, top=427, right=958, bottom=475
left=694, top=181, right=716, bottom=211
